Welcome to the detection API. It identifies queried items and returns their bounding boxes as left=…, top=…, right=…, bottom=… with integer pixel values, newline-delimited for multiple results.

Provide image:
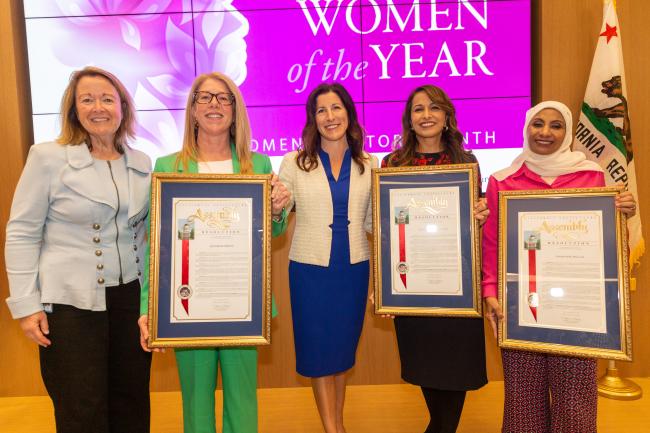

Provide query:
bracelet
left=272, top=209, right=285, bottom=222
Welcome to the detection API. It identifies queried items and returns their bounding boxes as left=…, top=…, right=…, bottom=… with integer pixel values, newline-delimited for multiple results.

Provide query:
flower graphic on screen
left=43, top=0, right=249, bottom=159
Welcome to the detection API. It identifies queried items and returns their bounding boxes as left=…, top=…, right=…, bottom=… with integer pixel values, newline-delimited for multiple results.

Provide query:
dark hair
left=297, top=83, right=367, bottom=173
left=386, top=85, right=473, bottom=167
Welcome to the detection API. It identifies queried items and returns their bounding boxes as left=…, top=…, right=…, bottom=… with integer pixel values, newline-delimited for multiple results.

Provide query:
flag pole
left=595, top=0, right=642, bottom=400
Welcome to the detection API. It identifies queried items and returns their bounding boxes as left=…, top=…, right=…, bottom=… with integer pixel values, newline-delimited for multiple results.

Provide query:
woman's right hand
left=484, top=296, right=503, bottom=339
left=19, top=311, right=51, bottom=347
left=138, top=315, right=164, bottom=353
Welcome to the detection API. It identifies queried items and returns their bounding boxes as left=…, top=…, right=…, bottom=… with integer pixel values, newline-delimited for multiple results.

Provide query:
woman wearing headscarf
left=137, top=71, right=290, bottom=433
left=481, top=100, right=636, bottom=433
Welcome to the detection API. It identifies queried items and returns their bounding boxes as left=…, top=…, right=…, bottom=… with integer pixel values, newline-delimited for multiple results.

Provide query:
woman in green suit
left=138, top=72, right=290, bottom=433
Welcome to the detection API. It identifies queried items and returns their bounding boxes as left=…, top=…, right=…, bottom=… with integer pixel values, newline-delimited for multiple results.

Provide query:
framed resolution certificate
left=148, top=173, right=272, bottom=348
left=372, top=164, right=482, bottom=317
left=498, top=187, right=632, bottom=360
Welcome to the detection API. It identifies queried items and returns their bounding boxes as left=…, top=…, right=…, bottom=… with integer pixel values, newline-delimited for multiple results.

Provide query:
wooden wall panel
left=0, top=0, right=648, bottom=396
left=0, top=0, right=42, bottom=397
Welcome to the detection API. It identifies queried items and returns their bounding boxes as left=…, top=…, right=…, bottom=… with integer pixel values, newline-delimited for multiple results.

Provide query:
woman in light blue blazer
left=5, top=66, right=152, bottom=433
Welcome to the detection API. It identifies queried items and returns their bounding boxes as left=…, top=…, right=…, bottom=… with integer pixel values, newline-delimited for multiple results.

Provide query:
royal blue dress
left=289, top=149, right=370, bottom=377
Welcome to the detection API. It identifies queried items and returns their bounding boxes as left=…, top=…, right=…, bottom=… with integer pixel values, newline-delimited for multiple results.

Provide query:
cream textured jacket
left=279, top=150, right=377, bottom=266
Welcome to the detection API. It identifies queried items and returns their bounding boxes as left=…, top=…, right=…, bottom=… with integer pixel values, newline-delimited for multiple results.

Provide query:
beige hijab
left=493, top=101, right=602, bottom=181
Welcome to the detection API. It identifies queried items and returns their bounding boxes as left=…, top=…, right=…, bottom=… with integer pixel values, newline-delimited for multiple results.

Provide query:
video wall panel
left=24, top=0, right=531, bottom=185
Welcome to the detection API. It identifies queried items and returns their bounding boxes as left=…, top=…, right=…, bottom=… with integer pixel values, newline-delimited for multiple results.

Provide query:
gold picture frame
left=148, top=173, right=272, bottom=348
left=372, top=164, right=482, bottom=317
left=497, top=186, right=632, bottom=360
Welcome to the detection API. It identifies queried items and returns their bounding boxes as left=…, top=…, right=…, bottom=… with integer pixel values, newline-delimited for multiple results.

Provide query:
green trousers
left=175, top=347, right=258, bottom=433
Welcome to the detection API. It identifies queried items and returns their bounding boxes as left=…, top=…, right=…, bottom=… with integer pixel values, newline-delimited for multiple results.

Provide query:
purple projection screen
left=24, top=0, right=531, bottom=186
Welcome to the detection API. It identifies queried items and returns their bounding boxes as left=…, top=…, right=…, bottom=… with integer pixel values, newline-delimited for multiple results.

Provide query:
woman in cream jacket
left=279, top=83, right=376, bottom=433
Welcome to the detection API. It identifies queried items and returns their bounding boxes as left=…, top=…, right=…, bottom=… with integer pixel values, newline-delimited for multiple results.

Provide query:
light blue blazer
left=5, top=141, right=151, bottom=318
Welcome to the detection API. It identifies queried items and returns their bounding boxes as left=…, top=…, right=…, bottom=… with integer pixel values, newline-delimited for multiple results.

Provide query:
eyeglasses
left=193, top=91, right=235, bottom=105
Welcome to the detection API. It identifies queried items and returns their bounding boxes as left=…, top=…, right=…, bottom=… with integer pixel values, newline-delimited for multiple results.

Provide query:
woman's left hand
left=271, top=174, right=291, bottom=217
left=484, top=296, right=503, bottom=339
left=368, top=291, right=394, bottom=319
left=615, top=191, right=637, bottom=217
left=474, top=198, right=489, bottom=226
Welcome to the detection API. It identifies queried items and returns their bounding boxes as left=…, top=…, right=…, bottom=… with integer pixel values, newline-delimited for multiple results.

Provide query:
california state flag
left=573, top=0, right=644, bottom=268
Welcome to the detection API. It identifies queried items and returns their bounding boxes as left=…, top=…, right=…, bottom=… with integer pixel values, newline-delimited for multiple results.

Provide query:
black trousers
left=421, top=387, right=467, bottom=433
left=39, top=280, right=152, bottom=433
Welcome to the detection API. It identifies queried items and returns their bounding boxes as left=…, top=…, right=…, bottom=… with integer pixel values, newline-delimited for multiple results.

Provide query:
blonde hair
left=57, top=66, right=135, bottom=150
left=176, top=72, right=253, bottom=174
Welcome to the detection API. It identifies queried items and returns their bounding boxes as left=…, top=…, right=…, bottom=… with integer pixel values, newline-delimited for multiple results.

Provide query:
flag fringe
left=630, top=239, right=645, bottom=271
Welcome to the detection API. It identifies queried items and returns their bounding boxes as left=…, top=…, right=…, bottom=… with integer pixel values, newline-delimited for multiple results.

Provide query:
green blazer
left=140, top=143, right=287, bottom=315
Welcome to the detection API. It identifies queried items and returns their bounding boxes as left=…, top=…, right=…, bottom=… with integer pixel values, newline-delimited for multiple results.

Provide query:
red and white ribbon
left=528, top=248, right=537, bottom=322
left=398, top=222, right=407, bottom=289
left=180, top=229, right=190, bottom=315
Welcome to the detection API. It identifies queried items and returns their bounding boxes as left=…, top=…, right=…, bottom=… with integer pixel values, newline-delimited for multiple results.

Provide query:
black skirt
left=394, top=315, right=488, bottom=391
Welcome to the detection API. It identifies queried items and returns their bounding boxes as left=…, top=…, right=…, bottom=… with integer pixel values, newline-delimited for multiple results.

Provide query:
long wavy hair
left=57, top=66, right=136, bottom=152
left=386, top=85, right=473, bottom=167
left=175, top=72, right=253, bottom=173
left=297, top=83, right=367, bottom=173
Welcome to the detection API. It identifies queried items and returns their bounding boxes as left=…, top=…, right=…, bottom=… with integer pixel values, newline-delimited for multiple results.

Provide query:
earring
left=444, top=124, right=449, bottom=131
